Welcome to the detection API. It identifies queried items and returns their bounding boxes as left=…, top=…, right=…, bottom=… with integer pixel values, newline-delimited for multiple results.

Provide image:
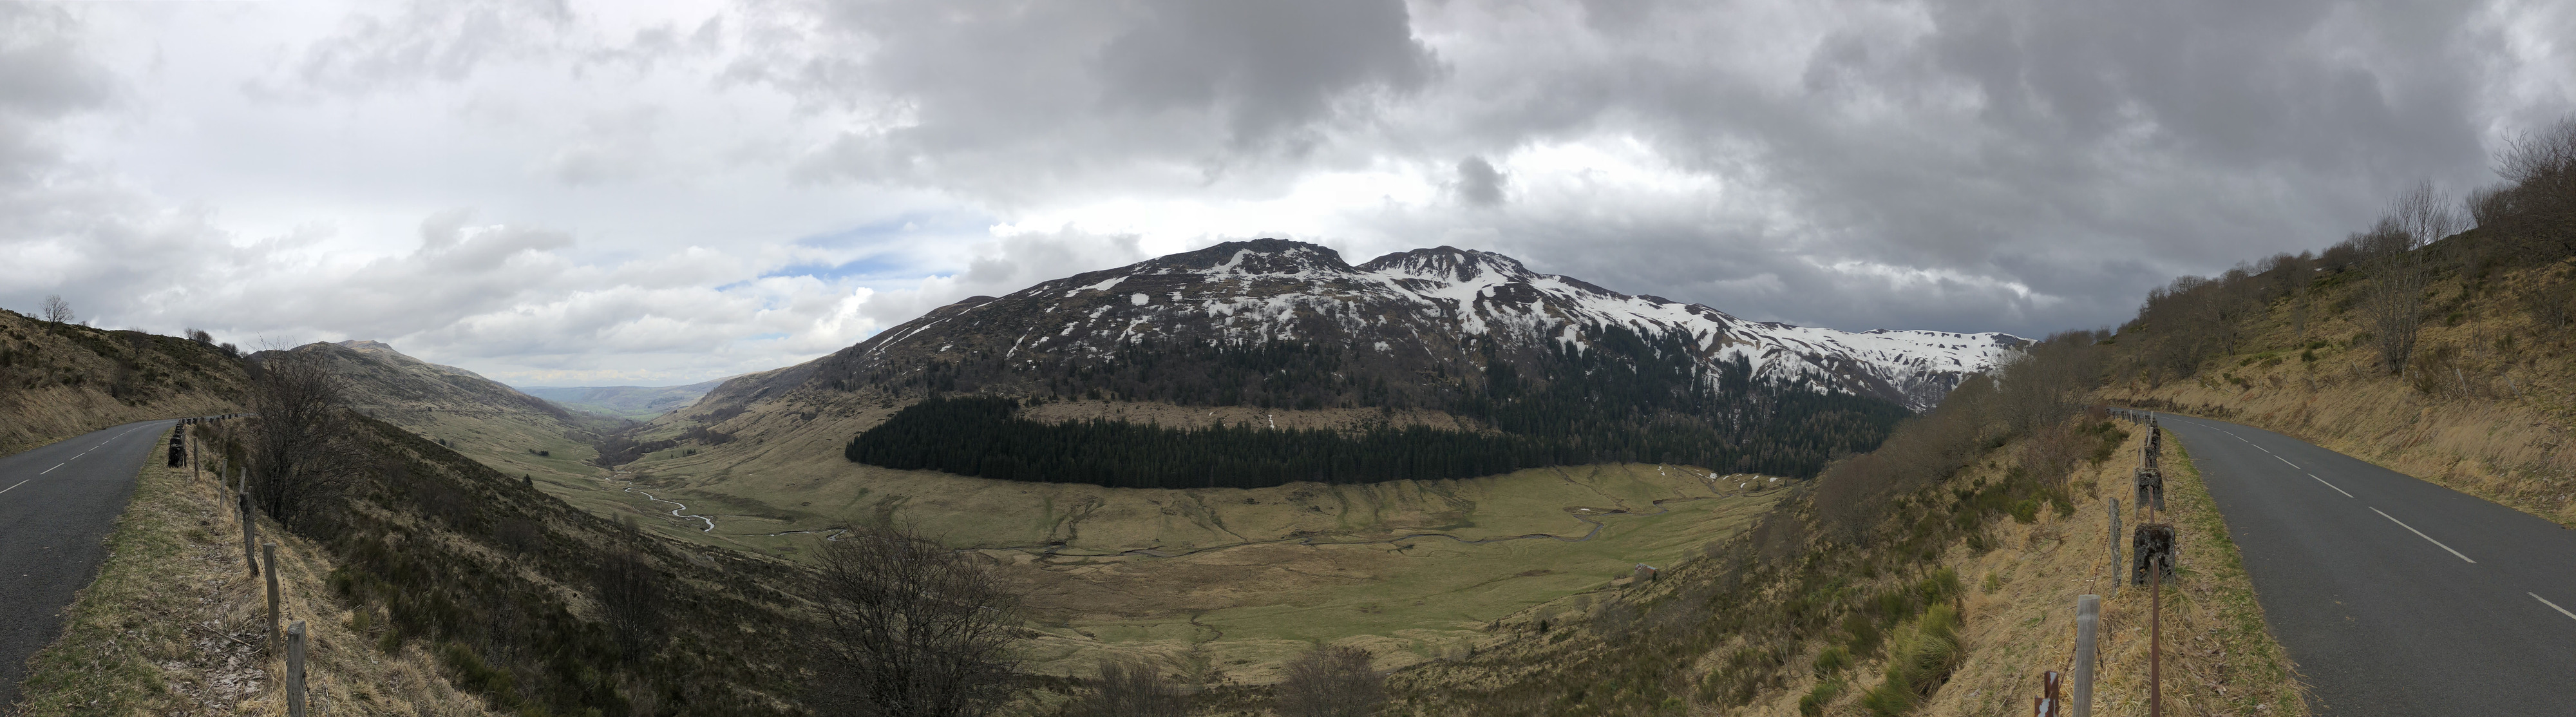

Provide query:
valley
left=601, top=437, right=1785, bottom=681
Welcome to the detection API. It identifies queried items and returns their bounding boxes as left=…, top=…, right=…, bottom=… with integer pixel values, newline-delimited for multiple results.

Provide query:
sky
left=3, top=0, right=2570, bottom=387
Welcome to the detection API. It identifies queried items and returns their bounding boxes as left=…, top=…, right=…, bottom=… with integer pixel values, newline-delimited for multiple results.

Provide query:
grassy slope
left=0, top=310, right=247, bottom=458
left=18, top=416, right=818, bottom=716
left=1903, top=426, right=2305, bottom=717
left=14, top=425, right=500, bottom=716
left=2109, top=256, right=2576, bottom=526
left=1385, top=422, right=2306, bottom=717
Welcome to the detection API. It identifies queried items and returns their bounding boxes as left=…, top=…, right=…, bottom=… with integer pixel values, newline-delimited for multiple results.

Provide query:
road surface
left=0, top=419, right=175, bottom=707
left=2154, top=413, right=2576, bottom=716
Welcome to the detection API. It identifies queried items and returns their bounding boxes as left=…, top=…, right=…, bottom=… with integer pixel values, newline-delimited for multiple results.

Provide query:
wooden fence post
left=285, top=620, right=308, bottom=717
left=2072, top=594, right=2099, bottom=717
left=263, top=542, right=282, bottom=653
left=2108, top=499, right=2121, bottom=600
left=240, top=491, right=260, bottom=578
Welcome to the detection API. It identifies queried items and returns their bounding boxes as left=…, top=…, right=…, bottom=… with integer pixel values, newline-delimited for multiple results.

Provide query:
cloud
left=1454, top=157, right=1504, bottom=206
left=3, top=0, right=2571, bottom=385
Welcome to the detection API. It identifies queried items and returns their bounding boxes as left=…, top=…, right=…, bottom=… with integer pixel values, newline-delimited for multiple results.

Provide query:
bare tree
left=2355, top=182, right=2462, bottom=375
left=1275, top=645, right=1383, bottom=717
left=39, top=294, right=73, bottom=323
left=245, top=351, right=361, bottom=530
left=2492, top=115, right=2576, bottom=256
left=1074, top=660, right=1186, bottom=717
left=808, top=526, right=1024, bottom=717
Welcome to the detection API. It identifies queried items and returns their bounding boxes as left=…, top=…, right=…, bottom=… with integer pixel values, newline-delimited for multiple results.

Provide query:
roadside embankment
left=12, top=425, right=497, bottom=716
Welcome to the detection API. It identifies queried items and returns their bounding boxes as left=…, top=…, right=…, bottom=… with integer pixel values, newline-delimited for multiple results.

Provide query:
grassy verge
left=12, top=425, right=495, bottom=716
left=1381, top=417, right=2311, bottom=717
left=1896, top=424, right=2307, bottom=716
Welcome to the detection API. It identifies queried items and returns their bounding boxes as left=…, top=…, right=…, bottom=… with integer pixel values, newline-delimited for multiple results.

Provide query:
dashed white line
left=0, top=479, right=26, bottom=495
left=2534, top=593, right=2576, bottom=622
left=2371, top=507, right=2475, bottom=563
left=2276, top=455, right=2300, bottom=469
left=2308, top=474, right=2354, bottom=498
left=39, top=463, right=62, bottom=475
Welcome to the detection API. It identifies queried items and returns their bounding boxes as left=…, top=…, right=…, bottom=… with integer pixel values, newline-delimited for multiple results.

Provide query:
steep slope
left=2105, top=231, right=2576, bottom=526
left=516, top=379, right=726, bottom=419
left=0, top=308, right=248, bottom=457
left=284, top=340, right=622, bottom=493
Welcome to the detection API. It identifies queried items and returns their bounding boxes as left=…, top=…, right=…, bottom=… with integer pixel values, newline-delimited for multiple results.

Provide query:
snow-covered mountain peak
left=1359, top=246, right=1538, bottom=285
left=802, top=240, right=2022, bottom=412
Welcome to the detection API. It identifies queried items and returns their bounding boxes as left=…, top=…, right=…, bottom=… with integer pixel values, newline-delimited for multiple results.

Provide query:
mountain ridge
left=697, top=239, right=2022, bottom=417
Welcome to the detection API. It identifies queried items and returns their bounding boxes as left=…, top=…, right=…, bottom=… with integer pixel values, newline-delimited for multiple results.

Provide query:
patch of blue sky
left=754, top=210, right=993, bottom=285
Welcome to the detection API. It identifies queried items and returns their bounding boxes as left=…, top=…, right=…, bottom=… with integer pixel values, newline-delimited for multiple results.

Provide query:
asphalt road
left=2154, top=413, right=2576, bottom=716
left=0, top=419, right=175, bottom=708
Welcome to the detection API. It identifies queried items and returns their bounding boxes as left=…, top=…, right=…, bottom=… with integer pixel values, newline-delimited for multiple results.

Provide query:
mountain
left=284, top=339, right=621, bottom=485
left=714, top=239, right=2018, bottom=415
left=658, top=240, right=2022, bottom=486
left=516, top=379, right=726, bottom=419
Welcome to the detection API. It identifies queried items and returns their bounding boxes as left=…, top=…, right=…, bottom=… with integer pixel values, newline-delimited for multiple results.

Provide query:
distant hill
left=281, top=339, right=623, bottom=488
left=516, top=379, right=725, bottom=419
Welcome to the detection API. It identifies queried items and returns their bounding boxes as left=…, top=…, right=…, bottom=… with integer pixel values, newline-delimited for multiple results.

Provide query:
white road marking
left=2309, top=474, right=2354, bottom=498
left=2276, top=455, right=2300, bottom=469
left=0, top=479, right=26, bottom=494
left=40, top=463, right=62, bottom=475
left=2533, top=593, right=2576, bottom=622
left=2371, top=507, right=2475, bottom=563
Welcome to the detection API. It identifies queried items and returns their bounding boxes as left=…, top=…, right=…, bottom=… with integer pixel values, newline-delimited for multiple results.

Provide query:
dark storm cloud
left=723, top=0, right=2568, bottom=338
left=6, top=0, right=2571, bottom=382
left=746, top=0, right=1437, bottom=200
left=1350, top=0, right=2551, bottom=336
left=1455, top=157, right=1505, bottom=206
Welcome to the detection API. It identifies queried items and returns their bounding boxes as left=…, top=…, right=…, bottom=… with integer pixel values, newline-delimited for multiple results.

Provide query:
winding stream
left=623, top=486, right=716, bottom=532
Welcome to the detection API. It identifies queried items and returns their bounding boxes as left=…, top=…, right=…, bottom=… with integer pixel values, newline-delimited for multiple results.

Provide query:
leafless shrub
left=594, top=546, right=662, bottom=656
left=494, top=517, right=544, bottom=555
left=807, top=526, right=1024, bottom=717
left=2354, top=182, right=2461, bottom=374
left=186, top=327, right=214, bottom=345
left=246, top=350, right=363, bottom=531
left=1074, top=660, right=1186, bottom=717
left=38, top=294, right=72, bottom=323
left=2490, top=115, right=2576, bottom=258
left=2526, top=267, right=2576, bottom=330
left=1276, top=645, right=1384, bottom=717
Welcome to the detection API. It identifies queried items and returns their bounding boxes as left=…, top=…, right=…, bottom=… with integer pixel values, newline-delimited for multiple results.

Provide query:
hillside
left=280, top=339, right=671, bottom=525
left=600, top=241, right=2025, bottom=549
left=517, top=379, right=726, bottom=419
left=0, top=308, right=247, bottom=457
left=15, top=401, right=817, bottom=716
left=2104, top=233, right=2576, bottom=526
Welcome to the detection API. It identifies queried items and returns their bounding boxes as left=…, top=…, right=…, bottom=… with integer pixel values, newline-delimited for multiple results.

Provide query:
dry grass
left=1915, top=427, right=2306, bottom=717
left=2111, top=258, right=2576, bottom=526
left=0, top=311, right=246, bottom=459
left=12, top=425, right=496, bottom=716
left=1705, top=424, right=2305, bottom=717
